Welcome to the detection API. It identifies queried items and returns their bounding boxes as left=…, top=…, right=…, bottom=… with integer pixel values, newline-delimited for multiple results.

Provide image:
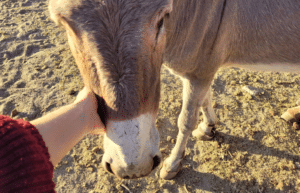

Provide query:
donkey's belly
left=227, top=62, right=300, bottom=73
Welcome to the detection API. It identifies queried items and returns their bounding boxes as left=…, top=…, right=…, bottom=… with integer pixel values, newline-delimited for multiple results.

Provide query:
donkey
left=49, top=0, right=300, bottom=180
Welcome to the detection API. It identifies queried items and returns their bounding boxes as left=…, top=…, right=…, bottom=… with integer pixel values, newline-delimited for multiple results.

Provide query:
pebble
left=230, top=80, right=237, bottom=85
left=212, top=101, right=218, bottom=108
left=295, top=162, right=300, bottom=169
left=292, top=122, right=300, bottom=130
left=296, top=99, right=300, bottom=106
left=269, top=109, right=276, bottom=116
left=245, top=93, right=253, bottom=100
left=276, top=182, right=284, bottom=190
left=242, top=85, right=264, bottom=96
left=233, top=90, right=243, bottom=96
left=3, top=53, right=8, bottom=59
left=87, top=167, right=94, bottom=172
left=11, top=109, right=19, bottom=117
left=92, top=147, right=101, bottom=153
left=160, top=147, right=167, bottom=153
left=65, top=167, right=72, bottom=173
left=167, top=136, right=172, bottom=142
left=289, top=162, right=296, bottom=170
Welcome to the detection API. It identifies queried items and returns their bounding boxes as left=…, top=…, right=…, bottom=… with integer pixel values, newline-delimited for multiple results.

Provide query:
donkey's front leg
left=160, top=77, right=212, bottom=180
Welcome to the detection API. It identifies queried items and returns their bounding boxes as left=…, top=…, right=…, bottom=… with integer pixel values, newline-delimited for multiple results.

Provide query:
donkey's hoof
left=160, top=160, right=182, bottom=180
left=281, top=106, right=300, bottom=123
left=192, top=127, right=216, bottom=141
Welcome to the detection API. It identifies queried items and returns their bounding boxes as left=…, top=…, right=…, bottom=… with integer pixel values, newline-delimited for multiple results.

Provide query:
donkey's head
left=49, top=0, right=172, bottom=179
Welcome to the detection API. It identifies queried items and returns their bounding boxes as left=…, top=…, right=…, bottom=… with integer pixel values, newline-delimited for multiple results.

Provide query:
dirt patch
left=1, top=0, right=299, bottom=192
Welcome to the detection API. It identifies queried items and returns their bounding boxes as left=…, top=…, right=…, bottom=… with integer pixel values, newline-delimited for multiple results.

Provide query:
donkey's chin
left=101, top=113, right=161, bottom=179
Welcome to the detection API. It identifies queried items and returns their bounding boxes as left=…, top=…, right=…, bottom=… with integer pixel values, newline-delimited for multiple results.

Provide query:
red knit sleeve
left=0, top=115, right=55, bottom=193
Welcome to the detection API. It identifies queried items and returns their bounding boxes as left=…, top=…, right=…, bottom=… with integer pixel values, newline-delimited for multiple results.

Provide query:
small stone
left=163, top=189, right=171, bottom=193
left=233, top=90, right=242, bottom=96
left=171, top=139, right=176, bottom=144
left=230, top=81, right=236, bottom=85
left=278, top=97, right=288, bottom=103
left=65, top=167, right=72, bottom=173
left=167, top=136, right=172, bottom=142
left=92, top=147, right=101, bottom=153
left=11, top=109, right=19, bottom=117
left=292, top=122, right=300, bottom=130
left=245, top=93, right=253, bottom=100
left=296, top=99, right=300, bottom=106
left=276, top=182, right=284, bottom=190
left=295, top=162, right=300, bottom=169
left=288, top=162, right=296, bottom=170
left=160, top=147, right=167, bottom=153
left=41, top=65, right=48, bottom=70
left=212, top=101, right=218, bottom=108
left=87, top=167, right=94, bottom=172
left=242, top=85, right=264, bottom=96
left=269, top=109, right=277, bottom=116
left=224, top=105, right=228, bottom=111
left=44, top=84, right=51, bottom=89
left=3, top=53, right=8, bottom=59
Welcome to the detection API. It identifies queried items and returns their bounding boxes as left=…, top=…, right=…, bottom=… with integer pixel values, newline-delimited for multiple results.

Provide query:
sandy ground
left=1, top=0, right=300, bottom=192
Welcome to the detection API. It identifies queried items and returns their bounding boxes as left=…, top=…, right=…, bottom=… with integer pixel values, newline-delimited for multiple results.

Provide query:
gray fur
left=49, top=0, right=300, bottom=179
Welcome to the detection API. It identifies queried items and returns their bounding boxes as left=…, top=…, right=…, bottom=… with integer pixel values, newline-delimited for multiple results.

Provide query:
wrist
left=73, top=92, right=99, bottom=135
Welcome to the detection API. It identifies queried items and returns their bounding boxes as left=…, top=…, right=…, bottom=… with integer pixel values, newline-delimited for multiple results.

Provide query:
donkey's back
left=164, top=0, right=300, bottom=77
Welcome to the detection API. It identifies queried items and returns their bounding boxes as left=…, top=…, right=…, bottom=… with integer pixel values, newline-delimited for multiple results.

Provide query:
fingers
left=76, top=87, right=106, bottom=135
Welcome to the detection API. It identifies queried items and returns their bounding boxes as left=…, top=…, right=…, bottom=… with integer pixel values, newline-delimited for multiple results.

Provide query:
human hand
left=74, top=87, right=105, bottom=135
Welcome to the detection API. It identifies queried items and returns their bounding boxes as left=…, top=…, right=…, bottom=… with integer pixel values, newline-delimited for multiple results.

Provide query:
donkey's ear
left=56, top=16, right=81, bottom=38
left=49, top=0, right=69, bottom=26
left=48, top=0, right=80, bottom=36
left=167, top=0, right=173, bottom=13
left=156, top=0, right=173, bottom=20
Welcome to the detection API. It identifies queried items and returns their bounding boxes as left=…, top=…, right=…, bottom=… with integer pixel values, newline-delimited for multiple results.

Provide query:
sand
left=1, top=0, right=300, bottom=192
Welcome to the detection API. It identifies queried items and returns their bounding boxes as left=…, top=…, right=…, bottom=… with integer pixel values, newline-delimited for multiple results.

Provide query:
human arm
left=30, top=87, right=104, bottom=166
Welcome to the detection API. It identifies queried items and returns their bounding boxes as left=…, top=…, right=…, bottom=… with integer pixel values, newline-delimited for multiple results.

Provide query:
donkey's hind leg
left=192, top=86, right=217, bottom=140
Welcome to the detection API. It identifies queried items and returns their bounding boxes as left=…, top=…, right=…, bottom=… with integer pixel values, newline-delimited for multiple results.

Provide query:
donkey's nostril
left=152, top=155, right=161, bottom=170
left=105, top=162, right=113, bottom=174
